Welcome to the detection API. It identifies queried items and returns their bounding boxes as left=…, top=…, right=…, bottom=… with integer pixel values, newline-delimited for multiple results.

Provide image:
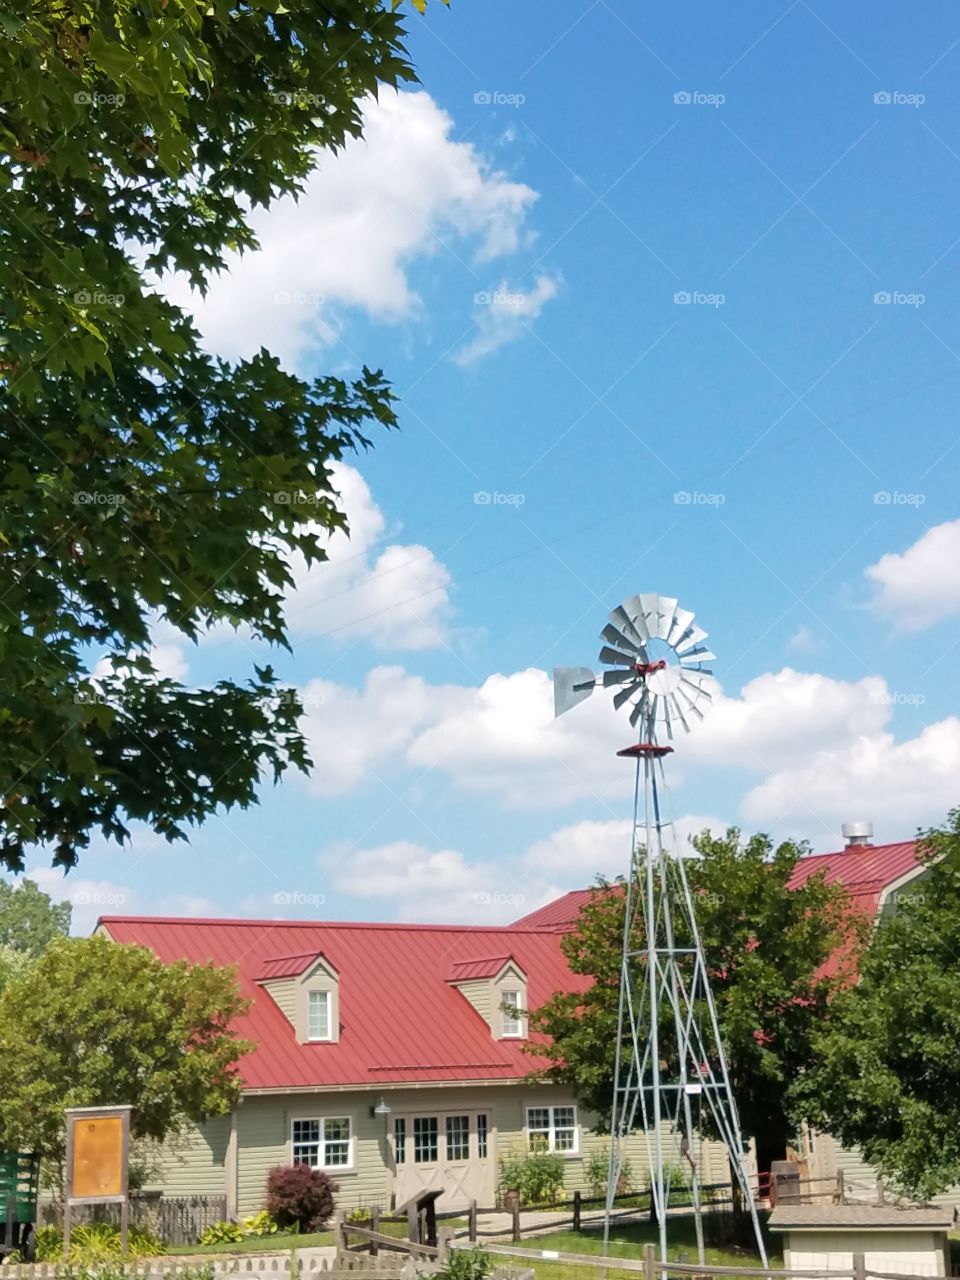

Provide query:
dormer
left=256, top=952, right=341, bottom=1045
left=447, top=955, right=528, bottom=1040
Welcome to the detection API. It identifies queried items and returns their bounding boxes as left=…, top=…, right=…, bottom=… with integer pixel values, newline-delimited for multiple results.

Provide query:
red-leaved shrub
left=265, top=1165, right=337, bottom=1233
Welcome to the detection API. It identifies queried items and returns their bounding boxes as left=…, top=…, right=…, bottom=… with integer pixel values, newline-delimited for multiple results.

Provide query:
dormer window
left=501, top=989, right=524, bottom=1037
left=308, top=990, right=331, bottom=1041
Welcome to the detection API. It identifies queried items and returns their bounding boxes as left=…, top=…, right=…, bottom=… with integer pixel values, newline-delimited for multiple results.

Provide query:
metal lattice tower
left=553, top=593, right=767, bottom=1267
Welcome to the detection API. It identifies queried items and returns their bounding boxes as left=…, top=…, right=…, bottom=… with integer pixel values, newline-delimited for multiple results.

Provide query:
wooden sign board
left=65, top=1106, right=130, bottom=1206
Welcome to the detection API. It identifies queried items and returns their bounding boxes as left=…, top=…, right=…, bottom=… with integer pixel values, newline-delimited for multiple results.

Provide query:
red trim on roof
left=447, top=955, right=522, bottom=982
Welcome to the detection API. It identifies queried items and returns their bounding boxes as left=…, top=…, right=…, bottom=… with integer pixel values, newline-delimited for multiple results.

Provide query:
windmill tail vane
left=551, top=592, right=767, bottom=1269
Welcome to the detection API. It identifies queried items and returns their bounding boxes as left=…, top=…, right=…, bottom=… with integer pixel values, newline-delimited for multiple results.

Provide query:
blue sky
left=18, top=0, right=960, bottom=931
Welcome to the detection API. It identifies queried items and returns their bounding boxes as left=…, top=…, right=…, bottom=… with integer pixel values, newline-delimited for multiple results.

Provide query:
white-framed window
left=307, top=990, right=331, bottom=1041
left=527, top=1105, right=578, bottom=1154
left=501, top=989, right=525, bottom=1037
left=291, top=1116, right=353, bottom=1170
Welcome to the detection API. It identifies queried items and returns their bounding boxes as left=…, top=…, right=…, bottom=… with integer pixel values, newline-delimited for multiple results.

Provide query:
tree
left=0, top=879, right=71, bottom=955
left=0, top=933, right=252, bottom=1167
left=794, top=810, right=960, bottom=1200
left=528, top=829, right=863, bottom=1166
left=0, top=0, right=444, bottom=871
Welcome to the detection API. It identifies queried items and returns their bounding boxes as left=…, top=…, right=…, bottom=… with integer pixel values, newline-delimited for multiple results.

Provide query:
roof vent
left=841, top=821, right=874, bottom=849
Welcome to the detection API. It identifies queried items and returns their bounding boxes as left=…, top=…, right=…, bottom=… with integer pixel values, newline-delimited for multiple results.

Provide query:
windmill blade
left=666, top=607, right=695, bottom=648
left=598, top=644, right=637, bottom=668
left=669, top=693, right=691, bottom=734
left=609, top=605, right=649, bottom=650
left=603, top=668, right=637, bottom=687
left=679, top=647, right=716, bottom=664
left=553, top=666, right=597, bottom=717
left=676, top=625, right=709, bottom=655
left=662, top=695, right=674, bottom=740
left=619, top=597, right=651, bottom=645
left=680, top=672, right=712, bottom=702
left=631, top=690, right=657, bottom=729
left=637, top=593, right=661, bottom=629
left=677, top=688, right=705, bottom=721
left=601, top=622, right=643, bottom=656
left=613, top=681, right=641, bottom=711
left=655, top=596, right=678, bottom=640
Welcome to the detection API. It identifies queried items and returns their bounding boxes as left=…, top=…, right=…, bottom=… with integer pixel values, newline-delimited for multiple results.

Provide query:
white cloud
left=282, top=463, right=452, bottom=648
left=743, top=716, right=960, bottom=843
left=28, top=869, right=139, bottom=937
left=320, top=812, right=731, bottom=924
left=299, top=665, right=467, bottom=795
left=685, top=669, right=890, bottom=773
left=866, top=519, right=960, bottom=630
left=455, top=273, right=560, bottom=365
left=164, top=89, right=540, bottom=366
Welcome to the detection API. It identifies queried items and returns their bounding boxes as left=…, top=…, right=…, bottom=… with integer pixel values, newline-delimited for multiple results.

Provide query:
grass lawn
left=165, top=1230, right=333, bottom=1256
left=508, top=1217, right=782, bottom=1277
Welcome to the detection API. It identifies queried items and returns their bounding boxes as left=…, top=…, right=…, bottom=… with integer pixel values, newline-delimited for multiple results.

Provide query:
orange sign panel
left=71, top=1116, right=124, bottom=1199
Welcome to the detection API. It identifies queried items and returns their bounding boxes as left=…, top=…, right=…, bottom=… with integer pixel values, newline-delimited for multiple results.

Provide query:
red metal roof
left=785, top=840, right=922, bottom=915
left=100, top=916, right=589, bottom=1091
left=514, top=891, right=595, bottom=931
left=516, top=842, right=925, bottom=931
left=256, top=953, right=325, bottom=981
left=447, top=955, right=517, bottom=981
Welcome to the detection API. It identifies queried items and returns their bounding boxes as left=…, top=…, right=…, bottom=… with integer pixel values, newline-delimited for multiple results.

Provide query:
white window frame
left=526, top=1104, right=579, bottom=1155
left=307, top=989, right=332, bottom=1042
left=291, top=1115, right=355, bottom=1171
left=500, top=988, right=525, bottom=1038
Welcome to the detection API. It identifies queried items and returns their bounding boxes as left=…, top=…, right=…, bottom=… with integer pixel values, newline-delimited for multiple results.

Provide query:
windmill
left=553, top=593, right=767, bottom=1266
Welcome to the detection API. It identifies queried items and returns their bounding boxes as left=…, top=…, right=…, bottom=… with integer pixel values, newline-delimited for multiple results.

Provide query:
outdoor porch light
left=371, top=1097, right=391, bottom=1118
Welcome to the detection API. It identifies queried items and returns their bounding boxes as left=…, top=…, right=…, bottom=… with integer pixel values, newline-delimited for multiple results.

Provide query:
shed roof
left=769, top=1204, right=952, bottom=1231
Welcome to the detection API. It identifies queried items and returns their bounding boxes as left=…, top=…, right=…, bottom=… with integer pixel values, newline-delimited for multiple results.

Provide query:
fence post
left=876, top=1180, right=885, bottom=1205
left=643, top=1243, right=656, bottom=1280
left=853, top=1252, right=866, bottom=1280
left=572, top=1190, right=581, bottom=1233
left=836, top=1170, right=845, bottom=1204
left=334, top=1211, right=345, bottom=1253
left=511, top=1197, right=521, bottom=1244
left=468, top=1201, right=477, bottom=1243
left=370, top=1207, right=380, bottom=1257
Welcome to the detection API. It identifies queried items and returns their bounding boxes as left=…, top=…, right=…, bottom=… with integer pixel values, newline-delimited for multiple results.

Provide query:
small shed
left=769, top=1203, right=953, bottom=1278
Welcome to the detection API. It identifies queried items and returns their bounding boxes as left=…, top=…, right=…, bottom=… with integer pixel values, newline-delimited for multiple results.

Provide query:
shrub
left=241, top=1210, right=278, bottom=1238
left=265, top=1164, right=337, bottom=1233
left=198, top=1220, right=245, bottom=1246
left=35, top=1221, right=164, bottom=1262
left=497, top=1142, right=565, bottom=1206
left=585, top=1146, right=635, bottom=1198
left=440, top=1247, right=491, bottom=1280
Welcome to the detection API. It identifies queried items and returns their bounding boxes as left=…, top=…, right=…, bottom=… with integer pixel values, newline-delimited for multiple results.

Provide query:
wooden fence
left=453, top=1240, right=948, bottom=1280
left=40, top=1194, right=229, bottom=1246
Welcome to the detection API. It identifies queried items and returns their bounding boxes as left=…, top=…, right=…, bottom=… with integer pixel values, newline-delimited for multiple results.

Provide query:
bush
left=440, top=1247, right=491, bottom=1280
left=35, top=1221, right=164, bottom=1262
left=497, top=1142, right=565, bottom=1206
left=585, top=1146, right=635, bottom=1198
left=198, top=1221, right=245, bottom=1246
left=265, top=1164, right=337, bottom=1233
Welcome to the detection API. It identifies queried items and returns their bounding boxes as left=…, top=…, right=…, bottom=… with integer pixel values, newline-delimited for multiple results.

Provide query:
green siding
left=147, top=1116, right=229, bottom=1197
left=262, top=978, right=296, bottom=1024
